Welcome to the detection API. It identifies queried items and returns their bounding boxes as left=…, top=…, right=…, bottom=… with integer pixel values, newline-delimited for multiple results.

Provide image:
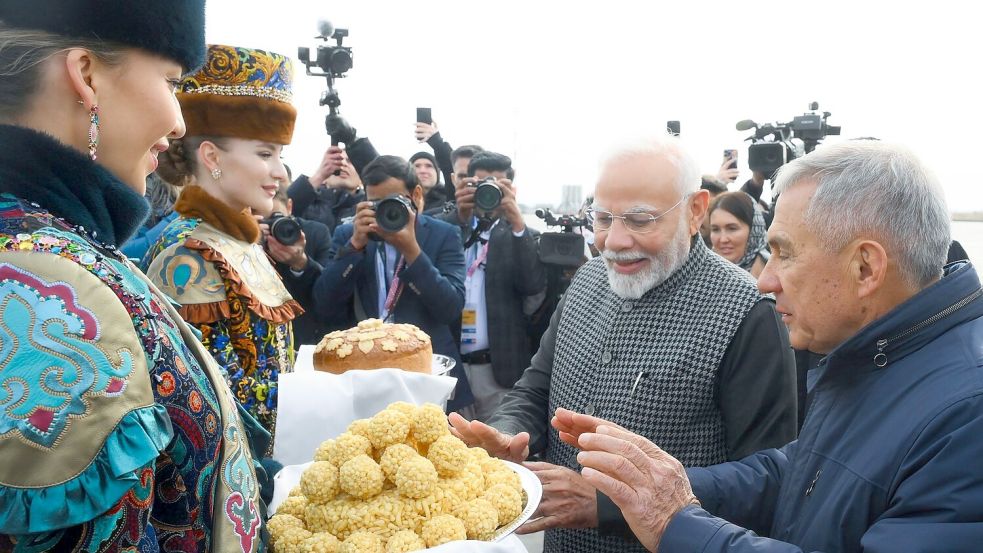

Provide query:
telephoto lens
left=473, top=177, right=502, bottom=211
left=265, top=213, right=303, bottom=245
left=370, top=194, right=414, bottom=238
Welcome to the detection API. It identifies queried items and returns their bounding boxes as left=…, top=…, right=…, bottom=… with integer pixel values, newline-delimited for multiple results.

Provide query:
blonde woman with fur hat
left=0, top=1, right=269, bottom=551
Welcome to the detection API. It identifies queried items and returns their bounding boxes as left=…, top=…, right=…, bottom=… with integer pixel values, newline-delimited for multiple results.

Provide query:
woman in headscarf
left=141, top=44, right=303, bottom=441
left=0, top=2, right=268, bottom=551
left=709, top=191, right=770, bottom=278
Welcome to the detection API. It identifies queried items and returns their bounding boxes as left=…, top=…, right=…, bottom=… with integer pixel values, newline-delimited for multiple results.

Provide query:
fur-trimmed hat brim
left=179, top=94, right=297, bottom=145
left=0, top=0, right=206, bottom=72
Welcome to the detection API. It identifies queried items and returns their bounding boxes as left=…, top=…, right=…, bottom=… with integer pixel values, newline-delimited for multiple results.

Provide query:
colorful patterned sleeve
left=0, top=248, right=172, bottom=550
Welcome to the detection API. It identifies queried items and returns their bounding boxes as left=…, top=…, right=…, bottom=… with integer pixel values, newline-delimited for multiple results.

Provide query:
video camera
left=298, top=21, right=356, bottom=146
left=534, top=208, right=590, bottom=268
left=737, top=102, right=841, bottom=175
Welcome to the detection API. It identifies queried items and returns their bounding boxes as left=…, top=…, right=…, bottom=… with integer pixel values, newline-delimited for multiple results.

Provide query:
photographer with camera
left=287, top=145, right=365, bottom=235
left=313, top=155, right=474, bottom=412
left=255, top=186, right=334, bottom=346
left=438, top=151, right=547, bottom=420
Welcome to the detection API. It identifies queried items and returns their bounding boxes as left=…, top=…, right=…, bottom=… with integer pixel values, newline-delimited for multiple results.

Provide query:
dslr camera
left=369, top=194, right=416, bottom=240
left=737, top=102, right=841, bottom=175
left=262, top=212, right=303, bottom=246
left=470, top=177, right=503, bottom=212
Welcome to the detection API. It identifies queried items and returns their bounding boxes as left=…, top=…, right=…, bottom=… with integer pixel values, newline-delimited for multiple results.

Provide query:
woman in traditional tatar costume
left=0, top=1, right=270, bottom=551
left=142, top=45, right=303, bottom=440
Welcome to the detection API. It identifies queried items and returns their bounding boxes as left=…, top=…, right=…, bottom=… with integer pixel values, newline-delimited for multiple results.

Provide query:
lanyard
left=382, top=256, right=405, bottom=321
left=466, top=242, right=489, bottom=279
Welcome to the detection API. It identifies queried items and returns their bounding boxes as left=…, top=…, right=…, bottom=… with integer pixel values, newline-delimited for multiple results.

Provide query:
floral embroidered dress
left=0, top=125, right=266, bottom=552
left=142, top=185, right=302, bottom=439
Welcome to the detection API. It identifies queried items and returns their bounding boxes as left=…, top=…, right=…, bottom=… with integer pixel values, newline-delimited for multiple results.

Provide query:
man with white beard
left=449, top=135, right=797, bottom=553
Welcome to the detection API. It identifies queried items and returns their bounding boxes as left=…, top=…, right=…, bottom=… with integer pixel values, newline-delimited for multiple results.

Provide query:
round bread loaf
left=313, top=319, right=433, bottom=374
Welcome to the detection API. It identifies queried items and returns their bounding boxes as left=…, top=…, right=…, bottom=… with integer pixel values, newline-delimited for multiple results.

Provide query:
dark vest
left=544, top=239, right=762, bottom=552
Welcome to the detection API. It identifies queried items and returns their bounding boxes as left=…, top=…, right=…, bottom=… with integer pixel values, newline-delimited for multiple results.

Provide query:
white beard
left=601, top=215, right=692, bottom=299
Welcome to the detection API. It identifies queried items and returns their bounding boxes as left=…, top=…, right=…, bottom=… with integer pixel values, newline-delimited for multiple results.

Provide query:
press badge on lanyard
left=461, top=242, right=488, bottom=347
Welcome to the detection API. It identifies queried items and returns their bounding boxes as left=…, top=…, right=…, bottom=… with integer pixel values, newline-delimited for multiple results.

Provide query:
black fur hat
left=0, top=1, right=207, bottom=72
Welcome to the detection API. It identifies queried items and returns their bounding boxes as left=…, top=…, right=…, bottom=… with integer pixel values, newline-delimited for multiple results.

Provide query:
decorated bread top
left=314, top=319, right=431, bottom=360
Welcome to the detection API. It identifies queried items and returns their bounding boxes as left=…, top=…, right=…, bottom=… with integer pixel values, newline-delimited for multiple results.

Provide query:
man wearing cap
left=410, top=151, right=452, bottom=214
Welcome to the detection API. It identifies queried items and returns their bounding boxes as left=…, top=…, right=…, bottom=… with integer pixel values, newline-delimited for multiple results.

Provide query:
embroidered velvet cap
left=0, top=0, right=207, bottom=73
left=177, top=44, right=297, bottom=145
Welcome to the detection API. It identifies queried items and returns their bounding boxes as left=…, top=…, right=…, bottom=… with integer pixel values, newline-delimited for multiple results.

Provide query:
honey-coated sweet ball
left=339, top=531, right=385, bottom=553
left=385, top=529, right=426, bottom=552
left=394, top=456, right=439, bottom=499
left=421, top=514, right=468, bottom=547
left=340, top=454, right=385, bottom=499
left=427, top=435, right=469, bottom=477
left=301, top=461, right=340, bottom=503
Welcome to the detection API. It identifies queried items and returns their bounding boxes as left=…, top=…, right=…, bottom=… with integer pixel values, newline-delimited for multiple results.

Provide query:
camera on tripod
left=368, top=195, right=416, bottom=241
left=535, top=208, right=590, bottom=268
left=262, top=212, right=303, bottom=246
left=298, top=21, right=356, bottom=146
left=737, top=102, right=841, bottom=175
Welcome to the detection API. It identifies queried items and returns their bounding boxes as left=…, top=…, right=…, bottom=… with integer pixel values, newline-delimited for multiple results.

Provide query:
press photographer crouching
left=312, top=155, right=474, bottom=412
left=439, top=151, right=547, bottom=420
left=255, top=185, right=334, bottom=346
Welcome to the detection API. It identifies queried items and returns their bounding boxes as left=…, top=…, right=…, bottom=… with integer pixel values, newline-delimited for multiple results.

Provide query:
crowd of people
left=0, top=1, right=980, bottom=552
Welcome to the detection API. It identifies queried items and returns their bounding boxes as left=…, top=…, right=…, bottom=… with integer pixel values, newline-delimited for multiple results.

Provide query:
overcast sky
left=206, top=0, right=983, bottom=213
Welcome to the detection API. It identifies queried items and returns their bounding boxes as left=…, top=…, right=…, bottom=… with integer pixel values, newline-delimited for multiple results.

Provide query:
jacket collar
left=0, top=124, right=150, bottom=247
left=824, top=261, right=983, bottom=375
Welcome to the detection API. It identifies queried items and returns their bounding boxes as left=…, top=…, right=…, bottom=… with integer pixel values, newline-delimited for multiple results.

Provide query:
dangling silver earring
left=211, top=168, right=222, bottom=180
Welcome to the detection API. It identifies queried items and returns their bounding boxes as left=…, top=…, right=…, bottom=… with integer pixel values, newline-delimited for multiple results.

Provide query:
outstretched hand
left=448, top=412, right=530, bottom=463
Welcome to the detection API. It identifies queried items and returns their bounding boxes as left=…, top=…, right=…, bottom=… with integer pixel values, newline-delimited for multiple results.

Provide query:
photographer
left=256, top=186, right=335, bottom=346
left=287, top=145, right=365, bottom=234
left=439, top=151, right=547, bottom=420
left=313, top=155, right=474, bottom=412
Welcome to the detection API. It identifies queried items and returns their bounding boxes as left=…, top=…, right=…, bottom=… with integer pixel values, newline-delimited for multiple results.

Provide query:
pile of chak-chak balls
left=268, top=402, right=526, bottom=552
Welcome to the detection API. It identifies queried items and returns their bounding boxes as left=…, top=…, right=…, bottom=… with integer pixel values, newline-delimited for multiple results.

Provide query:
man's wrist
left=289, top=254, right=308, bottom=272
left=400, top=242, right=422, bottom=265
left=349, top=237, right=367, bottom=252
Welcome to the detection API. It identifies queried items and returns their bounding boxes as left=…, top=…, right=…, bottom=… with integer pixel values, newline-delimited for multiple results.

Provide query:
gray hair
left=773, top=141, right=951, bottom=288
left=0, top=23, right=126, bottom=121
left=600, top=134, right=701, bottom=197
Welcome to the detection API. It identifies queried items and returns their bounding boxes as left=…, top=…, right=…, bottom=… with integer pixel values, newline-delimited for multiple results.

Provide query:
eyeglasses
left=587, top=196, right=688, bottom=234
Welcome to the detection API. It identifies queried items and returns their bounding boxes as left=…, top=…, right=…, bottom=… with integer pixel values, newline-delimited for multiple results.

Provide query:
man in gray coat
left=450, top=136, right=798, bottom=553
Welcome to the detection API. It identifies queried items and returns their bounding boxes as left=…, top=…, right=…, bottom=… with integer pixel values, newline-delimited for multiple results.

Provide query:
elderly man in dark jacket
left=556, top=140, right=983, bottom=552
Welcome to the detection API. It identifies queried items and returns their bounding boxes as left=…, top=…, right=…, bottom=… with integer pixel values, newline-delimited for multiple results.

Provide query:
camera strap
left=464, top=216, right=495, bottom=249
left=466, top=242, right=489, bottom=279
left=382, top=257, right=406, bottom=322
